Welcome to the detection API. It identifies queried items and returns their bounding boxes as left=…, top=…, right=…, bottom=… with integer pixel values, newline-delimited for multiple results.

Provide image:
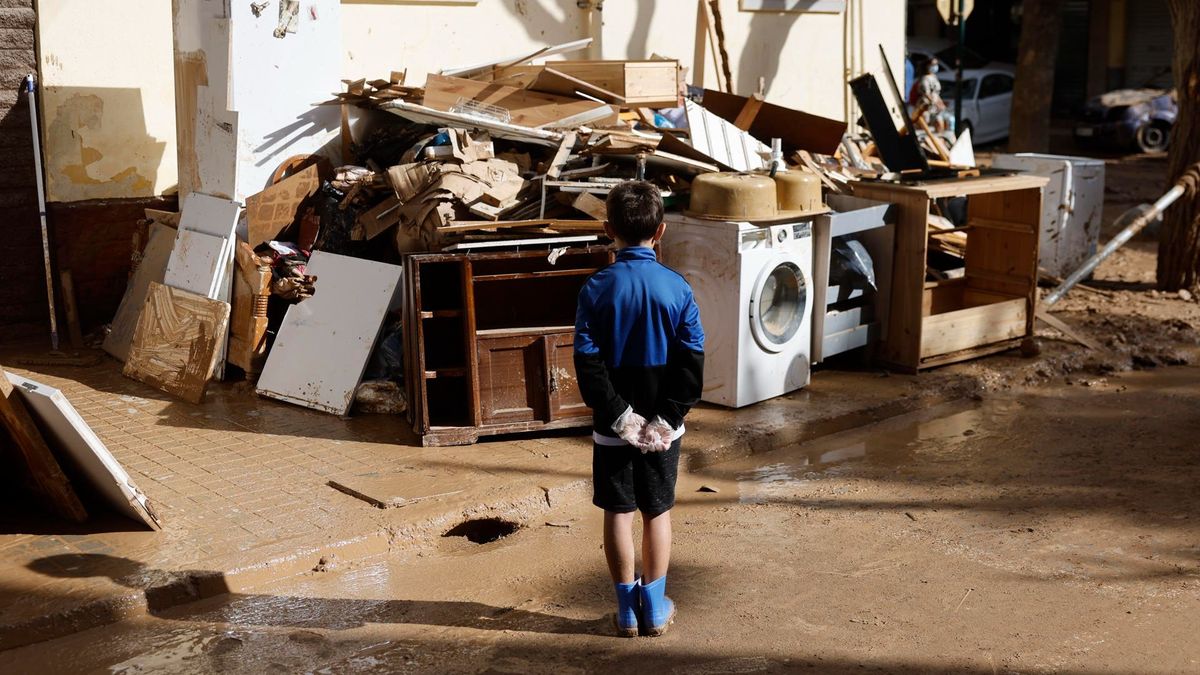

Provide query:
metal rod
left=954, top=0, right=964, bottom=132
left=1043, top=184, right=1186, bottom=307
left=23, top=74, right=59, bottom=351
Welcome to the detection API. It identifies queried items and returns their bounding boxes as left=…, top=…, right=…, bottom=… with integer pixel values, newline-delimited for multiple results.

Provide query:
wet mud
left=4, top=366, right=1198, bottom=674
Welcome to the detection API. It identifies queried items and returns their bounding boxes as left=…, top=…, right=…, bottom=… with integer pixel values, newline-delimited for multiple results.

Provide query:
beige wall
left=342, top=0, right=906, bottom=123
left=36, top=0, right=177, bottom=203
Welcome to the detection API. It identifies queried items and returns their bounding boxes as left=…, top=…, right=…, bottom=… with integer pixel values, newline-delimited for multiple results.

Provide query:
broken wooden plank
left=0, top=364, right=88, bottom=522
left=1035, top=309, right=1103, bottom=351
left=545, top=131, right=577, bottom=180
left=568, top=192, right=608, bottom=220
left=423, top=74, right=618, bottom=130
left=7, top=372, right=160, bottom=530
left=732, top=93, right=765, bottom=131
left=123, top=283, right=230, bottom=405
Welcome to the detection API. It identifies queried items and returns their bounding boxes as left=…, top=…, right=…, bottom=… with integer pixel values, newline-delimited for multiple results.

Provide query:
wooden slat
left=0, top=364, right=88, bottom=522
left=919, top=297, right=1027, bottom=360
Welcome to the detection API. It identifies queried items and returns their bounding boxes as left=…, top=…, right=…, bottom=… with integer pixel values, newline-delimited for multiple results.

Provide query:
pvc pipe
left=23, top=74, right=59, bottom=350
left=1043, top=183, right=1186, bottom=307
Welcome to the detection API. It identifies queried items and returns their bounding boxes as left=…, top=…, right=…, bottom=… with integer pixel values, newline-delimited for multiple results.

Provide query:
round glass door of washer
left=750, top=260, right=808, bottom=353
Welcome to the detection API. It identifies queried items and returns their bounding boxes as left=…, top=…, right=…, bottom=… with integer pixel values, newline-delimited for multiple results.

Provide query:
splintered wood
left=123, top=282, right=231, bottom=404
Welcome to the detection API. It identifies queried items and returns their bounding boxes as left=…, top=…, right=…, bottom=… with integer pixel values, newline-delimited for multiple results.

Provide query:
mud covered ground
left=3, top=365, right=1197, bottom=674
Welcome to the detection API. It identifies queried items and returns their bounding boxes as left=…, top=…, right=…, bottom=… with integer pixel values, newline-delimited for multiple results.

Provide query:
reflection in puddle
left=735, top=405, right=990, bottom=504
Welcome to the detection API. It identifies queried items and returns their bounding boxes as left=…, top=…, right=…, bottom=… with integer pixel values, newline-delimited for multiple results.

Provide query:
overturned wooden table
left=851, top=173, right=1048, bottom=373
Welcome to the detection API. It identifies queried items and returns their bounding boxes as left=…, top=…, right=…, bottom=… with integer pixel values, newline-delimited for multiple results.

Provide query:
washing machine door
left=748, top=256, right=810, bottom=354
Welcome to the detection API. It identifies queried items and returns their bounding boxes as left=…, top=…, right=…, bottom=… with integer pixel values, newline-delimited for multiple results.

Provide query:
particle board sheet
left=245, top=164, right=321, bottom=247
left=123, top=282, right=231, bottom=405
left=6, top=373, right=161, bottom=530
left=103, top=222, right=177, bottom=362
left=683, top=100, right=768, bottom=172
left=256, top=252, right=403, bottom=416
left=0, top=365, right=88, bottom=522
left=163, top=229, right=230, bottom=300
left=168, top=192, right=242, bottom=301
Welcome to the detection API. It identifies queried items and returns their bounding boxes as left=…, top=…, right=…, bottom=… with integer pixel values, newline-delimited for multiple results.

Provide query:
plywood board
left=124, top=282, right=231, bottom=404
left=423, top=74, right=617, bottom=130
left=103, top=222, right=176, bottom=362
left=163, top=228, right=229, bottom=299
left=256, top=252, right=403, bottom=416
left=244, top=163, right=320, bottom=247
left=0, top=366, right=88, bottom=522
left=6, top=373, right=161, bottom=530
left=381, top=100, right=564, bottom=146
left=684, top=100, right=769, bottom=172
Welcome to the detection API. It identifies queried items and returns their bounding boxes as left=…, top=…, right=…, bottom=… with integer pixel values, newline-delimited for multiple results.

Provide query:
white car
left=937, top=65, right=1015, bottom=145
left=907, top=38, right=1015, bottom=145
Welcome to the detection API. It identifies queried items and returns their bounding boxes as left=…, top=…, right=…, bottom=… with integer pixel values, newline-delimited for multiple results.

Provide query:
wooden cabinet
left=851, top=174, right=1049, bottom=373
left=404, top=247, right=612, bottom=446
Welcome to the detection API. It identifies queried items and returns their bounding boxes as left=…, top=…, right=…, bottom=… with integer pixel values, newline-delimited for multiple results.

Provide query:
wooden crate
left=404, top=247, right=613, bottom=446
left=496, top=60, right=680, bottom=108
left=850, top=174, right=1048, bottom=373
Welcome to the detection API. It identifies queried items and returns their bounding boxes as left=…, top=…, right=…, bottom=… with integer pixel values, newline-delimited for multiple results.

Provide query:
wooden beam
left=732, top=93, right=765, bottom=131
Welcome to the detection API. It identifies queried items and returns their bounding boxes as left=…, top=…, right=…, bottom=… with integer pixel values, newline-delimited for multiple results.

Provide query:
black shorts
left=592, top=438, right=681, bottom=517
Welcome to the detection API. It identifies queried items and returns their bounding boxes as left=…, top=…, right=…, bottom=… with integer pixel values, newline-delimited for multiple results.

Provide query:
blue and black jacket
left=574, top=246, right=706, bottom=442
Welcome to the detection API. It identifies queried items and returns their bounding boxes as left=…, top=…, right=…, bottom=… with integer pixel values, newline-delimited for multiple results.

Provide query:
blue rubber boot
left=613, top=580, right=640, bottom=637
left=638, top=575, right=676, bottom=637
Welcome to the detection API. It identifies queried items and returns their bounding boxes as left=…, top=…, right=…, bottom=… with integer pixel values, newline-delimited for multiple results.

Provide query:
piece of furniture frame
left=403, top=246, right=614, bottom=446
left=850, top=174, right=1048, bottom=373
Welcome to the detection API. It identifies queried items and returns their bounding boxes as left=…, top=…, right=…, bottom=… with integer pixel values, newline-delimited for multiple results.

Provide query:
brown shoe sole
left=641, top=604, right=677, bottom=638
left=614, top=614, right=639, bottom=638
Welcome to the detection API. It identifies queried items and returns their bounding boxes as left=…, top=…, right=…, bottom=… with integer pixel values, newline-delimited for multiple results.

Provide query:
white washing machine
left=662, top=214, right=815, bottom=408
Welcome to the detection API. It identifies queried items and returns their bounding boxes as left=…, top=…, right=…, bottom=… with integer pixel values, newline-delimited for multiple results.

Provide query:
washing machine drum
left=750, top=260, right=808, bottom=353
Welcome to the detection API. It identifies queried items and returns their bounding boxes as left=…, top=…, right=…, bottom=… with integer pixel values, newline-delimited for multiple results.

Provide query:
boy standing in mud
left=573, top=181, right=706, bottom=637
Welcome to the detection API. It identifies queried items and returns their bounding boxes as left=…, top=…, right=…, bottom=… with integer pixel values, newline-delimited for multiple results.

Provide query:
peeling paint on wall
left=44, top=91, right=162, bottom=202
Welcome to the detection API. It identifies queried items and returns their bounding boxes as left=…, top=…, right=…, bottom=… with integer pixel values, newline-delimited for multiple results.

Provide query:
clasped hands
left=612, top=407, right=673, bottom=453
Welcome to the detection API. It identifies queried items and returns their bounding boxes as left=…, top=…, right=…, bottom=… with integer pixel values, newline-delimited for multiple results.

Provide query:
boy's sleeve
left=574, top=286, right=629, bottom=429
left=656, top=290, right=705, bottom=429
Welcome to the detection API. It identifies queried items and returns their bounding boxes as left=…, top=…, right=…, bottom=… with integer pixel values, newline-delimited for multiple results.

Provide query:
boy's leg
left=603, top=510, right=637, bottom=584
left=641, top=509, right=671, bottom=583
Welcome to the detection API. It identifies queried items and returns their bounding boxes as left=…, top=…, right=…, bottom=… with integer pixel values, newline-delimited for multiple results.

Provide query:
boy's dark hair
left=606, top=181, right=664, bottom=244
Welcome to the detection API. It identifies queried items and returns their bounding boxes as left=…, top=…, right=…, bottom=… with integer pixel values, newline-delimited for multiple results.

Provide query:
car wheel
left=1136, top=121, right=1170, bottom=154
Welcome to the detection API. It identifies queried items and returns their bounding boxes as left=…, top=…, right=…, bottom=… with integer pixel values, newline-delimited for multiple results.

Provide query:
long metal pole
left=23, top=74, right=59, bottom=351
left=954, top=0, right=964, bottom=131
left=1043, top=163, right=1200, bottom=307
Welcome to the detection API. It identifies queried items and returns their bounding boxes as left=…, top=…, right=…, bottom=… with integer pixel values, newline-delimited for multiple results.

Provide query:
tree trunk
left=1008, top=0, right=1061, bottom=152
left=1156, top=0, right=1200, bottom=291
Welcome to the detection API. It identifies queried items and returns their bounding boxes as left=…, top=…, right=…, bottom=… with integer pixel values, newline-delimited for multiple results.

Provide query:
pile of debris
left=99, top=36, right=849, bottom=425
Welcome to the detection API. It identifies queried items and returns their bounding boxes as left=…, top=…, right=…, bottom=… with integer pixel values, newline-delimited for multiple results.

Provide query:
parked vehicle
left=938, top=65, right=1015, bottom=145
left=1074, top=88, right=1177, bottom=154
left=907, top=37, right=1015, bottom=145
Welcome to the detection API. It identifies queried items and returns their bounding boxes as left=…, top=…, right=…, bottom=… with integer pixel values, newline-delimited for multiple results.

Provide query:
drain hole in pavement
left=443, top=518, right=520, bottom=544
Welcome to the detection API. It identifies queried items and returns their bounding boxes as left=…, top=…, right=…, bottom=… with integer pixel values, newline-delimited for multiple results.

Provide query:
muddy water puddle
left=687, top=400, right=1004, bottom=505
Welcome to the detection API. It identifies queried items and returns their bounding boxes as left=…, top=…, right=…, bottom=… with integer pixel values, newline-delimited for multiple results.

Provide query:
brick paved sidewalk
left=0, top=347, right=944, bottom=649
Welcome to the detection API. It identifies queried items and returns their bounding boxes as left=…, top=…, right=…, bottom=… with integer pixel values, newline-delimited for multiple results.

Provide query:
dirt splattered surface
left=3, top=365, right=1197, bottom=674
